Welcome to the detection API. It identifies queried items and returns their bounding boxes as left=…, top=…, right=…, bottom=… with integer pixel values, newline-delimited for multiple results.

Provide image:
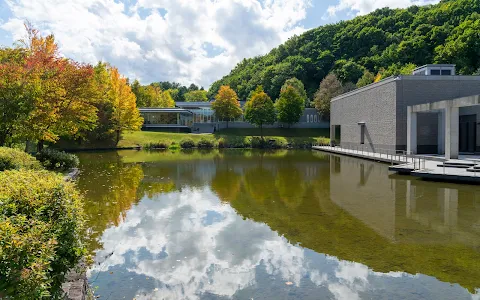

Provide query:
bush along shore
left=0, top=147, right=88, bottom=300
left=143, top=136, right=329, bottom=150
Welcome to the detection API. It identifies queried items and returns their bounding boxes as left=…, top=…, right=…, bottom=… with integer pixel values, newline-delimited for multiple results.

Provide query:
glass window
left=430, top=69, right=441, bottom=75
left=314, top=115, right=318, bottom=123
left=441, top=69, right=452, bottom=75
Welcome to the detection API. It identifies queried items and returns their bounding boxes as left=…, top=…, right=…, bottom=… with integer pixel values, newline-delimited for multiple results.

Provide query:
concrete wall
left=331, top=79, right=398, bottom=151
left=396, top=76, right=480, bottom=150
left=329, top=155, right=396, bottom=240
left=216, top=108, right=329, bottom=130
left=331, top=76, right=480, bottom=153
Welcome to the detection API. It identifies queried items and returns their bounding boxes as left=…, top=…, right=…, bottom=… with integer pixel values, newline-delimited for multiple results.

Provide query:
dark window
left=334, top=125, right=341, bottom=145
left=430, top=69, right=441, bottom=75
left=441, top=69, right=452, bottom=75
left=360, top=125, right=365, bottom=144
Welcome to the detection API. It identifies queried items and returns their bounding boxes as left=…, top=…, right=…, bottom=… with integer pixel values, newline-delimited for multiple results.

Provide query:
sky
left=0, top=0, right=439, bottom=88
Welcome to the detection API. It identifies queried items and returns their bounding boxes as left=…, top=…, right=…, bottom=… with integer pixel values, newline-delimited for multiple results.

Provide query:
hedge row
left=0, top=147, right=79, bottom=172
left=144, top=137, right=326, bottom=150
left=0, top=170, right=86, bottom=299
left=0, top=147, right=42, bottom=171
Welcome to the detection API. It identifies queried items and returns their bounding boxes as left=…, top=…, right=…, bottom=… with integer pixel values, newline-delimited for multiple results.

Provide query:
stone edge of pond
left=62, top=169, right=93, bottom=300
left=61, top=259, right=94, bottom=300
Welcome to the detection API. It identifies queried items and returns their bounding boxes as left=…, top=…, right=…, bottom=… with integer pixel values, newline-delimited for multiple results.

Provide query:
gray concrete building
left=330, top=65, right=480, bottom=159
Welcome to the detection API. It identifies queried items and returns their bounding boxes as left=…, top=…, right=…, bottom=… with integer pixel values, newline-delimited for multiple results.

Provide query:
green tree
left=244, top=89, right=276, bottom=139
left=333, top=60, right=365, bottom=84
left=208, top=0, right=480, bottom=101
left=314, top=74, right=350, bottom=119
left=275, top=86, right=304, bottom=127
left=434, top=16, right=480, bottom=74
left=184, top=90, right=208, bottom=102
left=280, top=77, right=308, bottom=105
left=356, top=70, right=375, bottom=87
left=247, top=85, right=265, bottom=102
left=211, top=85, right=242, bottom=128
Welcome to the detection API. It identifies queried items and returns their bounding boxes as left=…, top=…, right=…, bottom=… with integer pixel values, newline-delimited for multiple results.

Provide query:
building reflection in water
left=329, top=154, right=480, bottom=247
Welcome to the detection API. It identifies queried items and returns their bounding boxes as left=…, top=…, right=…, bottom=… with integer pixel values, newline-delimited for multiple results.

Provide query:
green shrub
left=144, top=140, right=170, bottom=149
left=217, top=138, right=226, bottom=148
left=169, top=142, right=180, bottom=150
left=0, top=147, right=42, bottom=171
left=196, top=138, right=214, bottom=149
left=0, top=170, right=86, bottom=299
left=250, top=137, right=286, bottom=149
left=180, top=138, right=195, bottom=149
left=219, top=136, right=249, bottom=148
left=35, top=148, right=79, bottom=171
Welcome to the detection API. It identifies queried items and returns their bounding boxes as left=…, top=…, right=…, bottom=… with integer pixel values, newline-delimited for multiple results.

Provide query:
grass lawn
left=214, top=128, right=329, bottom=137
left=117, top=131, right=214, bottom=148
left=117, top=128, right=330, bottom=149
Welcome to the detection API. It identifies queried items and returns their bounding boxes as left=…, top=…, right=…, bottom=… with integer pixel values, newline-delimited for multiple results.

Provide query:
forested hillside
left=208, top=0, right=480, bottom=101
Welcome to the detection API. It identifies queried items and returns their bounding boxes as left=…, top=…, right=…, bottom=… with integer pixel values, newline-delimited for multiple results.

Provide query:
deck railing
left=312, top=143, right=428, bottom=169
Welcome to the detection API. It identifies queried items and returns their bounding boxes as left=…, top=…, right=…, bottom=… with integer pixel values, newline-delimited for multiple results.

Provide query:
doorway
left=459, top=115, right=476, bottom=153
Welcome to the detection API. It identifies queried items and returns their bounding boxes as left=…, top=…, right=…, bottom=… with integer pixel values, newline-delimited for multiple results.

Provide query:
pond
left=76, top=149, right=480, bottom=299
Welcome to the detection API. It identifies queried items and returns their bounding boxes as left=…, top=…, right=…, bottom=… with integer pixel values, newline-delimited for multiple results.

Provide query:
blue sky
left=0, top=0, right=438, bottom=87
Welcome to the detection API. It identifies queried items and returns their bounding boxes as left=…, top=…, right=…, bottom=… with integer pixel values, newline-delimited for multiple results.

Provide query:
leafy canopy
left=208, top=0, right=480, bottom=101
left=275, top=85, right=304, bottom=126
left=244, top=89, right=276, bottom=138
left=184, top=90, right=208, bottom=102
left=211, top=85, right=242, bottom=123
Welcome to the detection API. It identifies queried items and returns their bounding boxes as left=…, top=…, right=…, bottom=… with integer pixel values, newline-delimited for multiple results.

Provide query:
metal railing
left=312, top=143, right=480, bottom=176
left=312, top=143, right=422, bottom=167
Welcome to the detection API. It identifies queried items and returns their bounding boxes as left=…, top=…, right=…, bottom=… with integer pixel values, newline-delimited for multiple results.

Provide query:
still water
left=76, top=150, right=480, bottom=299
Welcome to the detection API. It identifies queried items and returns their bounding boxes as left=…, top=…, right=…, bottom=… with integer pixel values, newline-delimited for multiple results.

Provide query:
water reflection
left=76, top=150, right=480, bottom=299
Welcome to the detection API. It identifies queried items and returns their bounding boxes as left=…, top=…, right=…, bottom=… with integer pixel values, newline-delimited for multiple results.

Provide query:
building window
left=441, top=69, right=452, bottom=75
left=360, top=125, right=365, bottom=144
left=430, top=69, right=441, bottom=75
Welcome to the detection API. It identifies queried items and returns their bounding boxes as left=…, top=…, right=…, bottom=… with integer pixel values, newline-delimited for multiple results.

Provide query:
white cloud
left=326, top=0, right=440, bottom=17
left=1, top=0, right=311, bottom=88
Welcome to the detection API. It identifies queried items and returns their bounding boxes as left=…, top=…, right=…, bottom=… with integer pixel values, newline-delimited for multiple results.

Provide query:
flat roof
left=176, top=102, right=212, bottom=107
left=413, top=64, right=456, bottom=71
left=139, top=108, right=193, bottom=114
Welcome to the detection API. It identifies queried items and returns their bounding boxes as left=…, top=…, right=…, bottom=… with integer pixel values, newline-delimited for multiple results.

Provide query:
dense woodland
left=208, top=0, right=480, bottom=102
left=131, top=80, right=207, bottom=107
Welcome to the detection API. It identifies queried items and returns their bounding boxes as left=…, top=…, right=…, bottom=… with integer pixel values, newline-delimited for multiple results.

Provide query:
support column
left=438, top=111, right=445, bottom=155
left=445, top=105, right=459, bottom=159
left=407, top=107, right=417, bottom=155
left=406, top=180, right=416, bottom=218
left=443, top=188, right=458, bottom=228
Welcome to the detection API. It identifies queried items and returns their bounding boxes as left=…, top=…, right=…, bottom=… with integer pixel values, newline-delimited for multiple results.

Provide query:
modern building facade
left=140, top=101, right=328, bottom=133
left=330, top=65, right=480, bottom=159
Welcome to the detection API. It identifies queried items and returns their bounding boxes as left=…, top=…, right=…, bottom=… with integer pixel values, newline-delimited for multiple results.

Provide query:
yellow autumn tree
left=109, top=67, right=143, bottom=144
left=211, top=85, right=242, bottom=128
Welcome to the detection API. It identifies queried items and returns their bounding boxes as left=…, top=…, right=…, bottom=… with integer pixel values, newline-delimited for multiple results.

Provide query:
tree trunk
left=116, top=130, right=121, bottom=145
left=37, top=140, right=44, bottom=152
left=260, top=124, right=263, bottom=141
